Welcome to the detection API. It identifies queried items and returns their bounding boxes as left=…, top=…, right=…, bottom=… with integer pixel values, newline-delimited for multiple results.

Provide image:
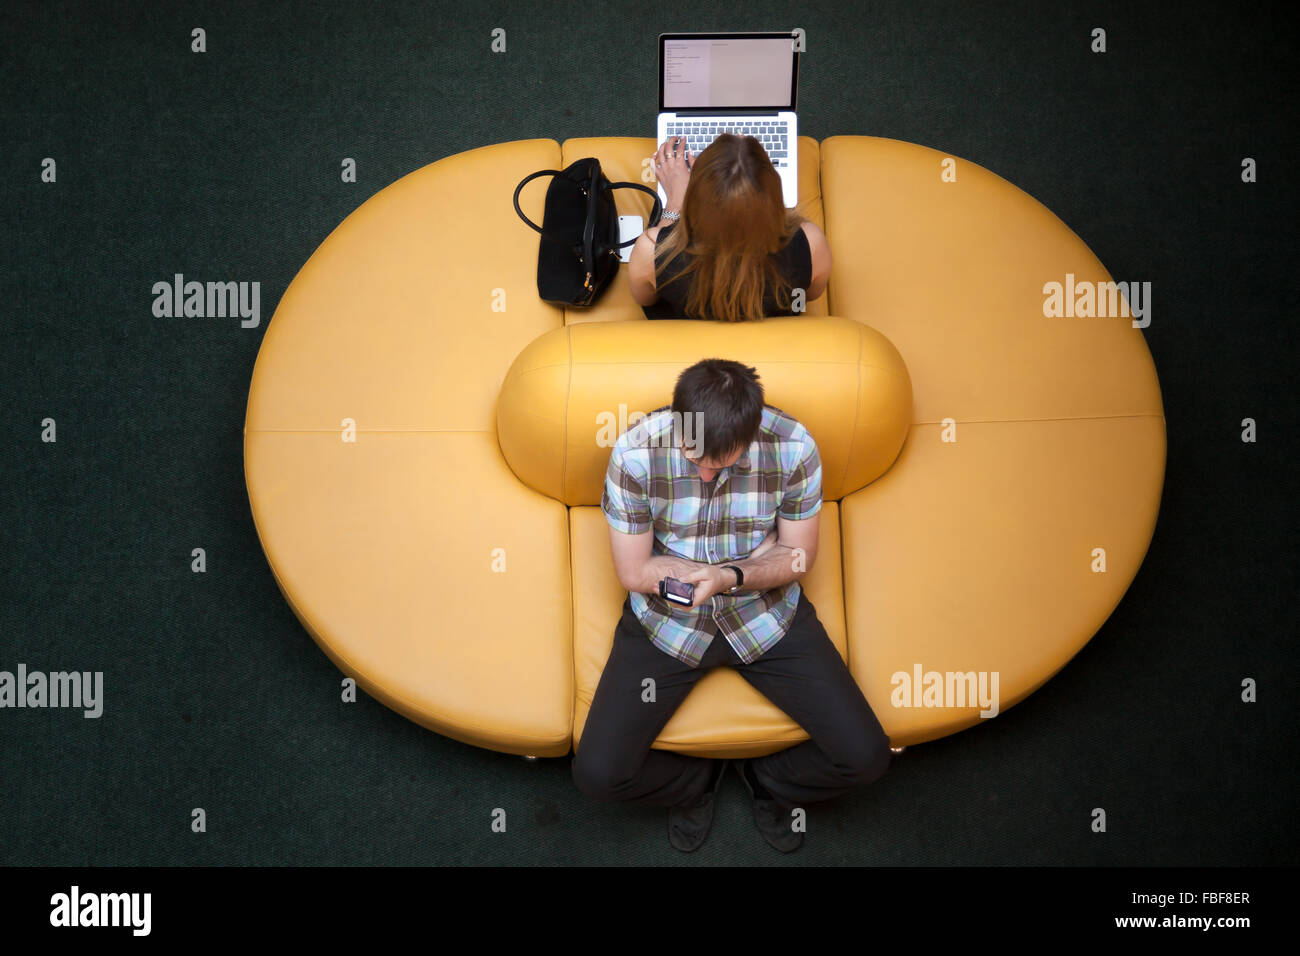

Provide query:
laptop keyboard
left=665, top=119, right=791, bottom=166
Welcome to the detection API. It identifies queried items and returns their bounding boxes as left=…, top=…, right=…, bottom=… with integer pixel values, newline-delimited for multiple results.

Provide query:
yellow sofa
left=243, top=135, right=1166, bottom=757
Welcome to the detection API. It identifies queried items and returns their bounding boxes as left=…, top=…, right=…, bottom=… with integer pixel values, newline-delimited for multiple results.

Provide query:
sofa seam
left=841, top=326, right=865, bottom=497
left=565, top=358, right=890, bottom=368
left=837, top=502, right=851, bottom=669
left=563, top=325, right=577, bottom=739
left=910, top=412, right=1166, bottom=425
left=243, top=411, right=1165, bottom=436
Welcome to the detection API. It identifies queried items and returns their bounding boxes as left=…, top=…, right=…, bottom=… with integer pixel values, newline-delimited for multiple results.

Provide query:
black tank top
left=642, top=221, right=814, bottom=320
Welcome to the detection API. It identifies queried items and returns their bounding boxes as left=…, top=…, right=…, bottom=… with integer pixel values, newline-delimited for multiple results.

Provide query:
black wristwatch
left=721, top=565, right=743, bottom=593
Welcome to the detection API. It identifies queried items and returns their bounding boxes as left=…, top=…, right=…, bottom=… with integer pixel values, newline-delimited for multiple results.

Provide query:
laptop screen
left=659, top=33, right=798, bottom=111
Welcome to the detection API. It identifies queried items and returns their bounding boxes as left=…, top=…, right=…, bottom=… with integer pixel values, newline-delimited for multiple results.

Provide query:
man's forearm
left=626, top=529, right=791, bottom=597
left=725, top=543, right=808, bottom=593
left=626, top=553, right=711, bottom=596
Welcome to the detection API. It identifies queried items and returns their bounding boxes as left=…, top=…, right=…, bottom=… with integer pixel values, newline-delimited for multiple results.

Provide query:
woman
left=628, top=133, right=831, bottom=322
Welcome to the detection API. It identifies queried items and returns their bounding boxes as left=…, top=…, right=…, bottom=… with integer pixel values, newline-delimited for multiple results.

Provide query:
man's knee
left=571, top=740, right=628, bottom=802
left=834, top=721, right=893, bottom=786
left=860, top=732, right=894, bottom=784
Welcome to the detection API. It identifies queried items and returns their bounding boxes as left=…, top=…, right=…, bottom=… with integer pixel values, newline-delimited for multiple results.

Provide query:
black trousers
left=572, top=590, right=893, bottom=809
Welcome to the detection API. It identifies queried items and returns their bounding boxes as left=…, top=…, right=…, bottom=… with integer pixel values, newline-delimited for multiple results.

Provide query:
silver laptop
left=656, top=32, right=800, bottom=209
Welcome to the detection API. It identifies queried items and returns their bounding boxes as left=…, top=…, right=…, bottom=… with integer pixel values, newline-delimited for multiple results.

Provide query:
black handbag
left=513, top=157, right=663, bottom=307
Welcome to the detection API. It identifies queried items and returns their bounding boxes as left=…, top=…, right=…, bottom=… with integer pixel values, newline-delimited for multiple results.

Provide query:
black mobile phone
left=659, top=576, right=695, bottom=606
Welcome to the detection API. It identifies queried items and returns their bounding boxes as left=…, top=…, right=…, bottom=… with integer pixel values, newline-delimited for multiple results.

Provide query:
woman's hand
left=654, top=137, right=692, bottom=209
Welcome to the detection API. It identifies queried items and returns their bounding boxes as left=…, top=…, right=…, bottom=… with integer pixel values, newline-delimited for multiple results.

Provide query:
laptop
left=656, top=31, right=800, bottom=209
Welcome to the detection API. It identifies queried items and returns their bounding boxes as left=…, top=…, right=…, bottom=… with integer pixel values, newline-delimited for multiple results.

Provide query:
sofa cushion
left=244, top=430, right=575, bottom=756
left=496, top=315, right=912, bottom=506
left=247, top=138, right=564, bottom=435
left=819, top=135, right=1163, bottom=424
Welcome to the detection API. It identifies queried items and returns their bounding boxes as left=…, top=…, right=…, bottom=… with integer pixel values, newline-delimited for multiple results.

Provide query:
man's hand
left=670, top=530, right=779, bottom=609
left=677, top=564, right=734, bottom=610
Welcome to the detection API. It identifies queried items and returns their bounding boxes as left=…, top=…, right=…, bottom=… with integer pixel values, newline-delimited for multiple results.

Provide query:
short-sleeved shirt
left=642, top=221, right=813, bottom=320
left=600, top=403, right=823, bottom=666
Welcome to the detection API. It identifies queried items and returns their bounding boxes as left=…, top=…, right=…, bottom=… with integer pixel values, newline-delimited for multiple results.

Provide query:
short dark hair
left=671, top=358, right=765, bottom=462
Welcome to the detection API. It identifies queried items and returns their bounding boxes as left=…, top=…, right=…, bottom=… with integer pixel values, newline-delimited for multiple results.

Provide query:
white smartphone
left=617, top=215, right=643, bottom=263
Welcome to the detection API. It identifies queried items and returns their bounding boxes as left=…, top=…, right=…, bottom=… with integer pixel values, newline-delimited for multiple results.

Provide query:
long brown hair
left=654, top=134, right=806, bottom=322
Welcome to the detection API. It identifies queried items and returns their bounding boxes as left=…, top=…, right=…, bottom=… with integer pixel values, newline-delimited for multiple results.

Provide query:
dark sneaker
left=732, top=758, right=803, bottom=852
left=668, top=759, right=728, bottom=852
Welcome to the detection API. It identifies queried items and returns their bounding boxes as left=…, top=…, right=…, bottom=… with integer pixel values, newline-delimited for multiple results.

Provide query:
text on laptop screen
left=663, top=38, right=794, bottom=109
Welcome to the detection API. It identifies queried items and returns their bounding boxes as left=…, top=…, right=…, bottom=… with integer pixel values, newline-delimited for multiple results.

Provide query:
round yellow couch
left=243, top=135, right=1166, bottom=756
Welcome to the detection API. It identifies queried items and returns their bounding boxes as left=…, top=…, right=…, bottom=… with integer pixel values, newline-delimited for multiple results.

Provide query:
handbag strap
left=602, top=182, right=664, bottom=249
left=513, top=170, right=665, bottom=250
left=512, top=169, right=571, bottom=245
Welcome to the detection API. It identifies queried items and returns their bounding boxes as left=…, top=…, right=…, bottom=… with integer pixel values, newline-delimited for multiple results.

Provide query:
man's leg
left=734, top=591, right=893, bottom=808
left=572, top=596, right=732, bottom=808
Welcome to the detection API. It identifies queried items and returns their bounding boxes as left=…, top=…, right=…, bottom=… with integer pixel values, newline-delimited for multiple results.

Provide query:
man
left=571, top=358, right=893, bottom=852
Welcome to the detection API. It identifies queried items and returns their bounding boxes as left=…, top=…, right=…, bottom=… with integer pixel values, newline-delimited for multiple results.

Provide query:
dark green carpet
left=1, top=0, right=1295, bottom=865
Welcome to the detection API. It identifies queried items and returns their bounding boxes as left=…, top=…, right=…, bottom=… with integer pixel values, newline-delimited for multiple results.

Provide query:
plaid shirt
left=600, top=404, right=823, bottom=666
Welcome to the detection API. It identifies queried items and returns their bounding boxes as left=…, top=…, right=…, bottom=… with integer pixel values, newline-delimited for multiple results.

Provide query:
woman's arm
left=630, top=139, right=691, bottom=307
left=627, top=226, right=664, bottom=306
left=800, top=220, right=832, bottom=302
